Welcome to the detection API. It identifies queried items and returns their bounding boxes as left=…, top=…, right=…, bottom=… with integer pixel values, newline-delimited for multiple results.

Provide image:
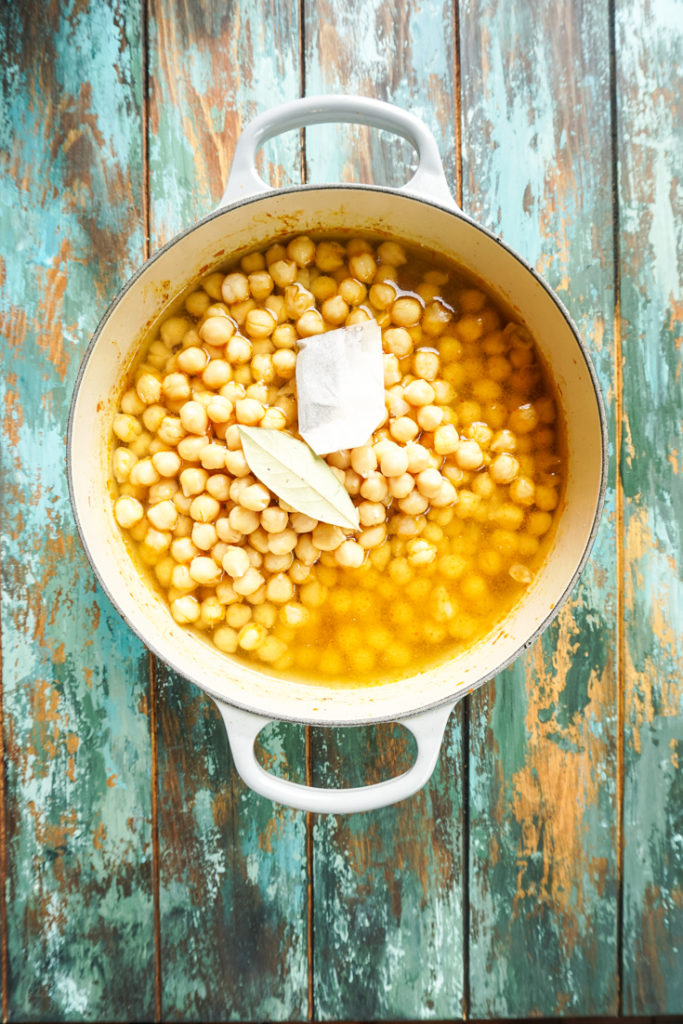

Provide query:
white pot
left=68, top=96, right=607, bottom=814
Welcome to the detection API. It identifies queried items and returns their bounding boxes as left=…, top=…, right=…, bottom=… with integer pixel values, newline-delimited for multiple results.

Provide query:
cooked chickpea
left=113, top=413, right=142, bottom=444
left=171, top=595, right=200, bottom=624
left=383, top=326, right=413, bottom=357
left=390, top=416, right=419, bottom=443
left=509, top=403, right=539, bottom=434
left=403, top=379, right=435, bottom=408
left=265, top=573, right=294, bottom=604
left=114, top=496, right=143, bottom=529
left=379, top=443, right=409, bottom=478
left=199, top=316, right=235, bottom=347
left=321, top=294, right=350, bottom=325
left=189, top=494, right=220, bottom=522
left=509, top=475, right=535, bottom=506
left=268, top=528, right=298, bottom=555
left=455, top=439, right=484, bottom=471
left=388, top=473, right=415, bottom=499
left=296, top=308, right=325, bottom=336
left=490, top=453, right=520, bottom=485
left=147, top=500, right=178, bottom=531
left=179, top=401, right=208, bottom=435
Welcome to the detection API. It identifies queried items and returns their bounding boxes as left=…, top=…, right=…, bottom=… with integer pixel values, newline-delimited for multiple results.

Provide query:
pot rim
left=67, top=182, right=609, bottom=726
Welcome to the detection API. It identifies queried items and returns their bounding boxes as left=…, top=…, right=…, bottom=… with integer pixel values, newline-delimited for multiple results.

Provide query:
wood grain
left=146, top=1, right=309, bottom=1019
left=303, top=2, right=466, bottom=1018
left=616, top=0, right=683, bottom=1013
left=0, top=1, right=156, bottom=1019
left=460, top=0, right=619, bottom=1015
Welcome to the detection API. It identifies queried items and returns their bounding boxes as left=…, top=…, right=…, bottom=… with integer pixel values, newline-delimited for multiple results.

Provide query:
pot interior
left=69, top=186, right=606, bottom=725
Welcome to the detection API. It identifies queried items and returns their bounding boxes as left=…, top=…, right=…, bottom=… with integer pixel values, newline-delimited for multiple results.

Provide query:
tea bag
left=295, top=319, right=385, bottom=455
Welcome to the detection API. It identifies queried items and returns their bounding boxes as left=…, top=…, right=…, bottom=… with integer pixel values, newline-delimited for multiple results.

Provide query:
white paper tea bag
left=295, top=319, right=385, bottom=455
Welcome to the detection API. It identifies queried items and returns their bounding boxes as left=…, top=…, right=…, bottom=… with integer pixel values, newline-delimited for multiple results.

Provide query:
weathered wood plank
left=0, top=1, right=156, bottom=1020
left=460, top=0, right=619, bottom=1015
left=616, top=0, right=683, bottom=1013
left=146, top=1, right=309, bottom=1019
left=303, top=2, right=466, bottom=1018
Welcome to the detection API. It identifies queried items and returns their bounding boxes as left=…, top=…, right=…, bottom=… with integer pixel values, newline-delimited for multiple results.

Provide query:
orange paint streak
left=93, top=821, right=107, bottom=850
left=623, top=508, right=680, bottom=755
left=506, top=600, right=614, bottom=946
left=2, top=386, right=24, bottom=448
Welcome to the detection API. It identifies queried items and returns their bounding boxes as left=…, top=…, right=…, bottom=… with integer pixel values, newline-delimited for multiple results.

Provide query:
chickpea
left=509, top=475, right=535, bottom=506
left=296, top=308, right=325, bottom=337
left=527, top=510, right=553, bottom=536
left=180, top=467, right=208, bottom=497
left=416, top=405, right=443, bottom=432
left=379, top=443, right=409, bottom=478
left=383, top=327, right=413, bottom=357
left=509, top=403, right=539, bottom=434
left=422, top=301, right=452, bottom=337
left=265, top=573, right=294, bottom=604
left=415, top=468, right=443, bottom=499
left=226, top=335, right=253, bottom=364
left=338, top=277, right=366, bottom=306
left=233, top=567, right=265, bottom=597
left=199, top=316, right=235, bottom=347
left=268, top=528, right=298, bottom=555
left=491, top=502, right=525, bottom=531
left=434, top=424, right=460, bottom=455
left=235, top=398, right=265, bottom=426
left=179, top=401, right=208, bottom=435
left=314, top=241, right=345, bottom=272
left=390, top=416, right=419, bottom=443
left=113, top=413, right=142, bottom=444
left=312, top=523, right=345, bottom=552
left=189, top=494, right=220, bottom=523
left=171, top=595, right=200, bottom=624
left=377, top=241, right=407, bottom=265
left=112, top=448, right=137, bottom=483
left=358, top=524, right=387, bottom=549
left=455, top=440, right=484, bottom=471
left=192, top=522, right=217, bottom=551
left=114, top=496, right=143, bottom=529
left=147, top=500, right=178, bottom=531
left=344, top=252, right=373, bottom=283
left=321, top=294, right=350, bottom=325
left=334, top=540, right=365, bottom=568
left=404, top=379, right=436, bottom=407
left=388, top=473, right=415, bottom=499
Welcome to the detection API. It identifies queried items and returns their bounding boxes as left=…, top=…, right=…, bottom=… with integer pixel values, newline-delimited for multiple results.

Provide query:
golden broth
left=110, top=234, right=565, bottom=684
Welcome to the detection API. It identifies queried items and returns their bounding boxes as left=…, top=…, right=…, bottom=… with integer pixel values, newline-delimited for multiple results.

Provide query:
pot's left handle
left=214, top=700, right=456, bottom=814
left=218, top=94, right=457, bottom=212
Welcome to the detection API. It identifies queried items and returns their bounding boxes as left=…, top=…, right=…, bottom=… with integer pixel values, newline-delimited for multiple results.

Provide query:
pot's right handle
left=218, top=94, right=458, bottom=212
left=215, top=700, right=456, bottom=814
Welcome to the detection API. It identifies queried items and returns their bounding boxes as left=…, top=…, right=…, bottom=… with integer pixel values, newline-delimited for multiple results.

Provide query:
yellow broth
left=110, top=234, right=565, bottom=683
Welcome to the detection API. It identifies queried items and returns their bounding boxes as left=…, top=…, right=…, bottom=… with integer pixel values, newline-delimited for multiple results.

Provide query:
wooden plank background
left=0, top=0, right=680, bottom=1021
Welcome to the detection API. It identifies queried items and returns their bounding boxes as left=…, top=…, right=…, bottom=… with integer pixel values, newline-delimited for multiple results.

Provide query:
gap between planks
left=452, top=3, right=469, bottom=1018
left=0, top=580, right=8, bottom=1024
left=142, top=1, right=161, bottom=1019
left=608, top=0, right=625, bottom=1014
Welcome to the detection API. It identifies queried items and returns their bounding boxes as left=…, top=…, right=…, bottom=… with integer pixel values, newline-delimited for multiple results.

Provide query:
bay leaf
left=237, top=425, right=360, bottom=531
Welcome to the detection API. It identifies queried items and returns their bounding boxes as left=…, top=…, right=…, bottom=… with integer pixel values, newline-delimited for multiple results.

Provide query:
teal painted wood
left=302, top=2, right=466, bottom=1018
left=460, top=0, right=619, bottom=1015
left=616, top=0, right=683, bottom=1014
left=146, top=2, right=309, bottom=1019
left=0, top=2, right=156, bottom=1020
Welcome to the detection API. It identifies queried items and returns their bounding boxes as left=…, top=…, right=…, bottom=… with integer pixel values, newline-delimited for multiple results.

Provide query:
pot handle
left=218, top=94, right=457, bottom=211
left=214, top=699, right=456, bottom=814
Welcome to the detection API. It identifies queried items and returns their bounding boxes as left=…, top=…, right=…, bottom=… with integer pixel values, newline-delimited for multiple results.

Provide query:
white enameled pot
left=68, top=96, right=607, bottom=814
